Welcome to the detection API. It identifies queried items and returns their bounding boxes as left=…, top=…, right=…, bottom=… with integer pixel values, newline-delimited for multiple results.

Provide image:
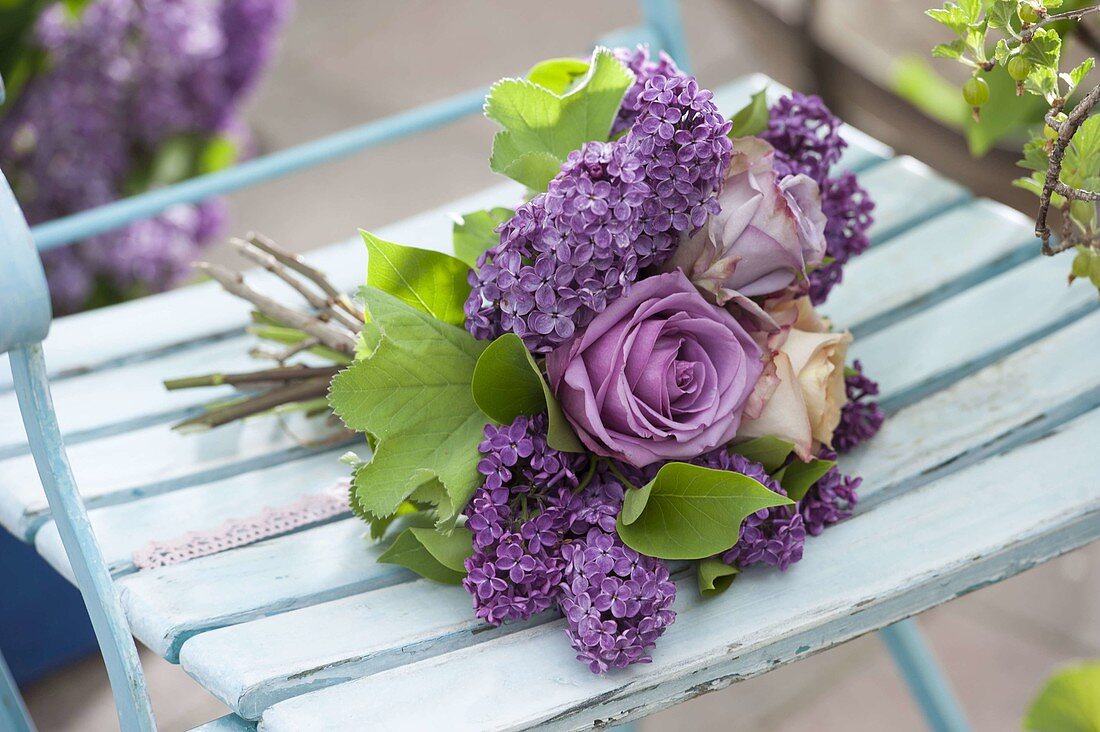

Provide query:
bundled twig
left=1038, top=82, right=1100, bottom=255
left=165, top=234, right=364, bottom=431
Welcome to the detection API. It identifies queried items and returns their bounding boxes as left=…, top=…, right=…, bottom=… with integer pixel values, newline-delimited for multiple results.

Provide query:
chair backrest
left=0, top=169, right=50, bottom=355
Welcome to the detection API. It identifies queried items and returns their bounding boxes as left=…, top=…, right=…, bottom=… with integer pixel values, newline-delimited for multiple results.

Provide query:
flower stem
left=604, top=460, right=641, bottom=492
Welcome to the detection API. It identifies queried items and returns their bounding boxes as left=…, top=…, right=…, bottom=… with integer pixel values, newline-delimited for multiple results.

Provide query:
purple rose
left=547, top=270, right=764, bottom=467
left=665, top=137, right=827, bottom=306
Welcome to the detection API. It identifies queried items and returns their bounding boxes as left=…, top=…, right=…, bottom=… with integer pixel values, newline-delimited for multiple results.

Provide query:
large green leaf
left=328, top=288, right=489, bottom=520
left=377, top=527, right=470, bottom=584
left=452, top=207, right=514, bottom=269
left=485, top=47, right=633, bottom=191
left=617, top=463, right=793, bottom=560
left=362, top=230, right=471, bottom=326
left=471, top=333, right=584, bottom=452
left=1023, top=661, right=1100, bottom=732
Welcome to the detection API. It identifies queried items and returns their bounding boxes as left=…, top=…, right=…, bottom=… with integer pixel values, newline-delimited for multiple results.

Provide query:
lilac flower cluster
left=463, top=414, right=677, bottom=672
left=798, top=449, right=862, bottom=536
left=762, top=93, right=874, bottom=304
left=465, top=50, right=733, bottom=352
left=833, top=359, right=886, bottom=453
left=0, top=0, right=290, bottom=313
left=559, top=524, right=677, bottom=674
left=612, top=46, right=681, bottom=136
left=702, top=451, right=806, bottom=572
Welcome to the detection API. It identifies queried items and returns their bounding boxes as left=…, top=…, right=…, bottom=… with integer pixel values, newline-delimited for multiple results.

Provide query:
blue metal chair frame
left=0, top=2, right=968, bottom=729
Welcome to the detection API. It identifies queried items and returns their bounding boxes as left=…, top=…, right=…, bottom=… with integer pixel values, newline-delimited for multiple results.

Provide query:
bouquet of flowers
left=0, top=0, right=290, bottom=313
left=170, top=46, right=884, bottom=673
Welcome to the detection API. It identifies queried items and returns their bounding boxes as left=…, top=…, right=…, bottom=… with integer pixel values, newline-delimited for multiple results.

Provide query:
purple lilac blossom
left=761, top=93, right=875, bottom=304
left=463, top=414, right=678, bottom=672
left=0, top=0, right=290, bottom=314
left=705, top=451, right=806, bottom=572
left=465, top=48, right=733, bottom=352
left=833, top=359, right=885, bottom=453
left=612, top=45, right=681, bottom=136
left=799, top=449, right=861, bottom=536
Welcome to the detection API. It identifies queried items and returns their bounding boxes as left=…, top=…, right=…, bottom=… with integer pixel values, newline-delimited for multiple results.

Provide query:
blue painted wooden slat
left=255, top=407, right=1100, bottom=731
left=188, top=714, right=255, bottom=732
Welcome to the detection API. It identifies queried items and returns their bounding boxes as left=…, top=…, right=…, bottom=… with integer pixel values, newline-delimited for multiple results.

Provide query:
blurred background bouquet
left=0, top=0, right=291, bottom=314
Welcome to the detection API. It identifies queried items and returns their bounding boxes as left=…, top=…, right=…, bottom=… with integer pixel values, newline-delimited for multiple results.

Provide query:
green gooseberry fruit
left=963, top=77, right=990, bottom=107
left=1019, top=4, right=1040, bottom=23
left=1007, top=56, right=1032, bottom=82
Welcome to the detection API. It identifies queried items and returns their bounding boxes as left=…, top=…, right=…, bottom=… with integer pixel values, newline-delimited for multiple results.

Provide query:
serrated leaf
left=452, top=207, right=514, bottom=269
left=727, top=88, right=770, bottom=138
left=1064, top=57, right=1091, bottom=88
left=778, top=457, right=836, bottom=502
left=377, top=527, right=467, bottom=584
left=361, top=230, right=470, bottom=327
left=329, top=288, right=489, bottom=520
left=471, top=333, right=584, bottom=452
left=932, top=41, right=966, bottom=59
left=485, top=47, right=633, bottom=191
left=1023, top=661, right=1100, bottom=731
left=697, top=557, right=739, bottom=597
left=410, top=526, right=474, bottom=573
left=527, top=57, right=591, bottom=94
left=1019, top=136, right=1050, bottom=172
left=958, top=0, right=980, bottom=22
left=987, top=0, right=1016, bottom=29
left=730, top=436, right=794, bottom=473
left=1022, top=27, right=1061, bottom=69
left=617, top=463, right=793, bottom=560
left=993, top=38, right=1011, bottom=63
left=926, top=5, right=970, bottom=35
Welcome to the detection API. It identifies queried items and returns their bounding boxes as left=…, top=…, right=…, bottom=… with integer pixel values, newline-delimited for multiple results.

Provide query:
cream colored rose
left=737, top=311, right=851, bottom=459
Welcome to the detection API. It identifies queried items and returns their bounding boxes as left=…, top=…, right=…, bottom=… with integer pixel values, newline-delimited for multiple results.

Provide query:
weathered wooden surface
left=2, top=74, right=1095, bottom=730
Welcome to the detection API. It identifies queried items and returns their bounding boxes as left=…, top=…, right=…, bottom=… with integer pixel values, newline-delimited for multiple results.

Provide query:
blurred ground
left=21, top=0, right=1100, bottom=729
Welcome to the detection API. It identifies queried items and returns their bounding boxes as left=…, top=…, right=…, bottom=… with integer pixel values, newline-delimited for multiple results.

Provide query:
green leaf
left=1023, top=661, right=1100, bottom=731
left=377, top=527, right=468, bottom=584
left=527, top=57, right=591, bottom=94
left=452, top=207, right=514, bottom=269
left=1019, top=136, right=1050, bottom=172
left=697, top=557, right=739, bottom=597
left=729, top=436, right=794, bottom=473
left=1022, top=28, right=1061, bottom=69
left=1068, top=57, right=1094, bottom=88
left=328, top=288, right=489, bottom=520
left=987, top=0, right=1017, bottom=30
left=409, top=526, right=474, bottom=572
left=485, top=47, right=633, bottom=191
left=926, top=5, right=970, bottom=35
left=777, top=457, right=836, bottom=502
left=727, top=89, right=770, bottom=138
left=617, top=463, right=794, bottom=560
left=932, top=41, right=966, bottom=60
left=361, top=230, right=471, bottom=327
left=471, top=333, right=584, bottom=452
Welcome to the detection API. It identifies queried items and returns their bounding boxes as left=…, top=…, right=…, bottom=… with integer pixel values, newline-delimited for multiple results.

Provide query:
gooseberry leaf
left=471, top=333, right=584, bottom=452
left=1023, top=661, right=1100, bottom=731
left=617, top=463, right=793, bottom=560
left=362, top=231, right=470, bottom=327
left=697, top=557, right=739, bottom=597
left=527, top=57, right=591, bottom=94
left=378, top=527, right=472, bottom=584
left=486, top=47, right=633, bottom=191
left=452, top=207, right=514, bottom=269
left=1022, top=28, right=1061, bottom=70
left=328, top=288, right=489, bottom=521
left=727, top=88, right=770, bottom=138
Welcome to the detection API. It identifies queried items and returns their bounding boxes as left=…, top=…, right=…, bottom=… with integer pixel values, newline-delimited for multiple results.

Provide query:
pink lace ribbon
left=132, top=480, right=350, bottom=569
